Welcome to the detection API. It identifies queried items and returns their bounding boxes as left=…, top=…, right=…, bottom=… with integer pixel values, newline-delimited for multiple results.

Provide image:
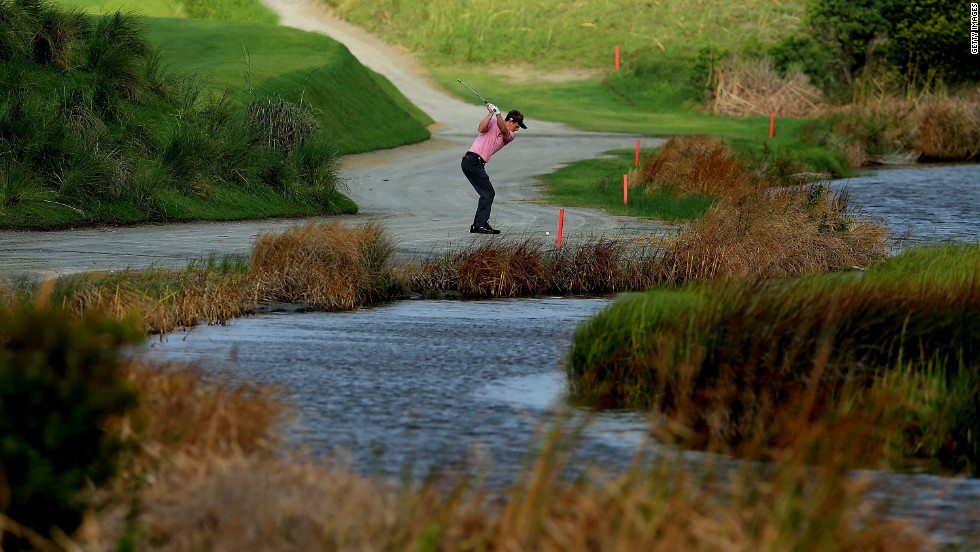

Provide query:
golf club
left=457, top=79, right=489, bottom=105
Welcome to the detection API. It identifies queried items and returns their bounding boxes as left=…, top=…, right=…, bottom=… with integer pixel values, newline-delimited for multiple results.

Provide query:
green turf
left=142, top=17, right=432, bottom=155
left=540, top=149, right=714, bottom=221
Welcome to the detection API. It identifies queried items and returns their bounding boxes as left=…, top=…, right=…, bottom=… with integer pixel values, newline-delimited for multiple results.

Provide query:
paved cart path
left=0, top=0, right=672, bottom=282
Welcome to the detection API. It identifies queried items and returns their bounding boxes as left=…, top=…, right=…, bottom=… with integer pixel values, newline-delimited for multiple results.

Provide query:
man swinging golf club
left=461, top=101, right=527, bottom=234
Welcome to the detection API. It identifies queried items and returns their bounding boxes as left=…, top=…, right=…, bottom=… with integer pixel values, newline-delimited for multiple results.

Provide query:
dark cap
left=505, top=109, right=527, bottom=129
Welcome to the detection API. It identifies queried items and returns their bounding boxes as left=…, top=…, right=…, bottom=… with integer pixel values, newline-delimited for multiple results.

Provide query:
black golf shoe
left=470, top=224, right=501, bottom=234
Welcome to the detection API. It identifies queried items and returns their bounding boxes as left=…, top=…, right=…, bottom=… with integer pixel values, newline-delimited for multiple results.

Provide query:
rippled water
left=143, top=165, right=980, bottom=547
left=832, top=163, right=979, bottom=247
left=146, top=297, right=650, bottom=481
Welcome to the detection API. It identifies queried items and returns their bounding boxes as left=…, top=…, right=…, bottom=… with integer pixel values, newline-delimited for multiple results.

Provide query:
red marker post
left=557, top=208, right=564, bottom=248
left=615, top=45, right=620, bottom=70
left=623, top=174, right=628, bottom=205
left=769, top=112, right=775, bottom=139
left=635, top=139, right=640, bottom=166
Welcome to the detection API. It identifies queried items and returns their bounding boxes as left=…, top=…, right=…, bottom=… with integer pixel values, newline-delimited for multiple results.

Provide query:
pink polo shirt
left=468, top=117, right=515, bottom=163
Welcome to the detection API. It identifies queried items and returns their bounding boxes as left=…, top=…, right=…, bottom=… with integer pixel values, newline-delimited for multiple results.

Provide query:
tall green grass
left=0, top=1, right=432, bottom=228
left=566, top=243, right=980, bottom=474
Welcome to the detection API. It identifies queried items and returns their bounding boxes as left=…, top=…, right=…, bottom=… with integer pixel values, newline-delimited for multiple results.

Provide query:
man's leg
left=462, top=155, right=495, bottom=228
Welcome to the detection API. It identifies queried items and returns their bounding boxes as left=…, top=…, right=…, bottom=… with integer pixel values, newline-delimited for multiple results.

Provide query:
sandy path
left=0, top=0, right=671, bottom=282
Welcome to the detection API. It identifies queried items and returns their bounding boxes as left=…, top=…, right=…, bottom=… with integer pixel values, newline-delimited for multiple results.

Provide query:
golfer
left=461, top=103, right=526, bottom=234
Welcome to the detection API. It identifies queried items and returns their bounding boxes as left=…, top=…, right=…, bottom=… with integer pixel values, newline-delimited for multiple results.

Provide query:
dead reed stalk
left=711, top=58, right=823, bottom=118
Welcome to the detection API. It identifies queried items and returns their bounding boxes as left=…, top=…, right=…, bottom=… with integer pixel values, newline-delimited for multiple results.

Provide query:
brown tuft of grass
left=638, top=135, right=755, bottom=197
left=810, top=86, right=980, bottom=165
left=61, top=269, right=251, bottom=334
left=659, top=184, right=888, bottom=282
left=409, top=238, right=664, bottom=297
left=453, top=237, right=551, bottom=297
left=913, top=92, right=980, bottom=160
left=638, top=136, right=888, bottom=282
left=248, top=221, right=400, bottom=310
left=123, top=360, right=289, bottom=462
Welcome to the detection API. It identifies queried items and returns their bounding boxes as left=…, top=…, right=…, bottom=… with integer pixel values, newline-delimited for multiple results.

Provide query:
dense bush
left=0, top=290, right=142, bottom=547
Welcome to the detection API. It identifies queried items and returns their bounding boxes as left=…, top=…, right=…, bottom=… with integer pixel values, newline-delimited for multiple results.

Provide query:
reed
left=913, top=92, right=980, bottom=161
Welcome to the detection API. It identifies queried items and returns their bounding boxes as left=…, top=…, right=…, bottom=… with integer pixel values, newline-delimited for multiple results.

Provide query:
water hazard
left=832, top=163, right=979, bottom=247
left=143, top=164, right=980, bottom=547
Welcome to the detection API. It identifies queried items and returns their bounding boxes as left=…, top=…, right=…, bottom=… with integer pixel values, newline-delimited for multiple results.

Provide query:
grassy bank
left=567, top=242, right=980, bottom=474
left=0, top=0, right=432, bottom=229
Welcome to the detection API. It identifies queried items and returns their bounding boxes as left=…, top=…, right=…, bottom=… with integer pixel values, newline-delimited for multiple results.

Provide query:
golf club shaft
left=457, top=79, right=488, bottom=105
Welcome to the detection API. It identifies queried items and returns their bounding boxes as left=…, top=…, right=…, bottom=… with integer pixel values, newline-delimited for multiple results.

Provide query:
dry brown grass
left=409, top=238, right=664, bottom=297
left=62, top=269, right=252, bottom=334
left=638, top=136, right=888, bottom=282
left=913, top=92, right=980, bottom=160
left=78, top=362, right=930, bottom=551
left=249, top=221, right=398, bottom=310
left=637, top=135, right=756, bottom=196
left=659, top=185, right=888, bottom=282
left=711, top=58, right=824, bottom=118
left=57, top=222, right=404, bottom=334
left=810, top=86, right=979, bottom=165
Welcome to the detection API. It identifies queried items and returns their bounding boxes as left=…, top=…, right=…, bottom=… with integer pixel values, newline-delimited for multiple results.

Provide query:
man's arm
left=478, top=104, right=505, bottom=133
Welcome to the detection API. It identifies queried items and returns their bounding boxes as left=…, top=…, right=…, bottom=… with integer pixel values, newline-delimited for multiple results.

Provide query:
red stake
left=624, top=174, right=628, bottom=205
left=557, top=208, right=564, bottom=248
left=635, top=139, right=640, bottom=166
left=769, top=112, right=775, bottom=139
left=615, top=46, right=620, bottom=70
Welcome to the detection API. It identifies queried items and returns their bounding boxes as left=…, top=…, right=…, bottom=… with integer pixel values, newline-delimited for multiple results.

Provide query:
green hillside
left=1, top=1, right=432, bottom=228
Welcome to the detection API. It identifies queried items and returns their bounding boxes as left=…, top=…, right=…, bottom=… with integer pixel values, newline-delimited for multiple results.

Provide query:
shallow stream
left=143, top=164, right=980, bottom=548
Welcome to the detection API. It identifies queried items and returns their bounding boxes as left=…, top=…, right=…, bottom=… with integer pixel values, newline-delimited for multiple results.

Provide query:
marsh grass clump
left=567, top=243, right=980, bottom=473
left=409, top=237, right=664, bottom=297
left=803, top=89, right=980, bottom=165
left=913, top=93, right=980, bottom=161
left=55, top=267, right=252, bottom=334
left=249, top=221, right=401, bottom=310
left=637, top=135, right=754, bottom=198
left=638, top=136, right=888, bottom=282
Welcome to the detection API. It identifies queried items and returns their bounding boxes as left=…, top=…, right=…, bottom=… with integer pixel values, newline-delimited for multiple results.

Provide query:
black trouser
left=461, top=151, right=494, bottom=228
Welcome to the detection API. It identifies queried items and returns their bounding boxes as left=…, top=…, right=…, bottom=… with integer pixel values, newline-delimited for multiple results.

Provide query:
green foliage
left=769, top=33, right=835, bottom=91
left=887, top=0, right=980, bottom=84
left=804, top=0, right=906, bottom=85
left=0, top=293, right=142, bottom=545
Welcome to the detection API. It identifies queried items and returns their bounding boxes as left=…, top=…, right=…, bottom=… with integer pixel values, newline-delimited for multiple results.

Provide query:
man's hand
left=488, top=103, right=501, bottom=115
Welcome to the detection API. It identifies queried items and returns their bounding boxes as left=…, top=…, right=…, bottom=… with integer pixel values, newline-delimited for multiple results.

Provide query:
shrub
left=0, top=286, right=141, bottom=547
